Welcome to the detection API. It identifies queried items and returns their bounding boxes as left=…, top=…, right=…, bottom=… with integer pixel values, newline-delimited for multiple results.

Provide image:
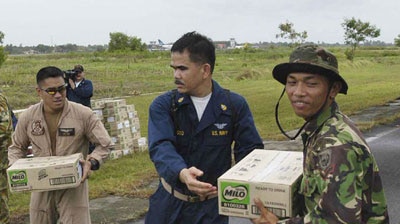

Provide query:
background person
left=66, top=64, right=93, bottom=108
left=0, top=94, right=13, bottom=224
left=145, top=31, right=264, bottom=224
left=8, top=66, right=111, bottom=224
left=252, top=45, right=388, bottom=223
left=66, top=64, right=96, bottom=153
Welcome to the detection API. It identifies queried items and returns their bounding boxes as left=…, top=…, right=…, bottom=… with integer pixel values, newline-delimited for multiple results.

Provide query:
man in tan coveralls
left=8, top=66, right=111, bottom=224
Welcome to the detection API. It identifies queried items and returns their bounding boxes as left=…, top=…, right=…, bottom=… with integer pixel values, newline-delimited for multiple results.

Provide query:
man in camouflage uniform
left=252, top=45, right=389, bottom=223
left=0, top=94, right=13, bottom=224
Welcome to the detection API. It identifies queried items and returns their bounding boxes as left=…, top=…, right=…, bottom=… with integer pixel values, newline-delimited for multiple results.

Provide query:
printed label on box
left=220, top=182, right=250, bottom=210
left=8, top=170, right=28, bottom=188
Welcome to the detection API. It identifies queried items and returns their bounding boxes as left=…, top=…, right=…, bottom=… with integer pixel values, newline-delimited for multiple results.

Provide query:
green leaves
left=108, top=32, right=147, bottom=52
left=342, top=17, right=381, bottom=60
left=276, top=20, right=308, bottom=48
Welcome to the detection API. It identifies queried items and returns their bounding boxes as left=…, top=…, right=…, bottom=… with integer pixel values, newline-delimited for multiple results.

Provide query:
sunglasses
left=40, top=84, right=67, bottom=95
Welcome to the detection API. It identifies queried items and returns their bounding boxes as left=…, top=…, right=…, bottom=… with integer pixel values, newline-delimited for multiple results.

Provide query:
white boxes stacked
left=7, top=153, right=83, bottom=192
left=91, top=98, right=148, bottom=159
left=218, top=149, right=303, bottom=219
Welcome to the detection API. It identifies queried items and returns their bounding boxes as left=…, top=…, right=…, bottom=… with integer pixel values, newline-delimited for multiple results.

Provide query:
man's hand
left=179, top=166, right=217, bottom=200
left=68, top=78, right=75, bottom=89
left=251, top=198, right=279, bottom=224
left=80, top=159, right=92, bottom=183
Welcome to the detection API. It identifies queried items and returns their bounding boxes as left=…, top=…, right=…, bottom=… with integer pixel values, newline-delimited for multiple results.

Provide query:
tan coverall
left=8, top=100, right=111, bottom=224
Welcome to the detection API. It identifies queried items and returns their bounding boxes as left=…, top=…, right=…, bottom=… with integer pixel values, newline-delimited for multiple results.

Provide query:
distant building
left=230, top=38, right=236, bottom=48
left=23, top=49, right=39, bottom=55
left=213, top=41, right=230, bottom=49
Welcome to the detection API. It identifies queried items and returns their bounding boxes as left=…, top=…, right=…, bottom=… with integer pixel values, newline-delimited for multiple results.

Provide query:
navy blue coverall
left=146, top=81, right=263, bottom=224
left=66, top=78, right=93, bottom=108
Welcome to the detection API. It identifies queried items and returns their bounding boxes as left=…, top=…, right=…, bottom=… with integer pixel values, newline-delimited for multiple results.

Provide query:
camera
left=63, top=69, right=78, bottom=82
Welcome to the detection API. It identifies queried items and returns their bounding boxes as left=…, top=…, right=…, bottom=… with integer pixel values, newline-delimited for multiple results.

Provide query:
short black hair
left=36, top=66, right=64, bottom=85
left=171, top=31, right=216, bottom=73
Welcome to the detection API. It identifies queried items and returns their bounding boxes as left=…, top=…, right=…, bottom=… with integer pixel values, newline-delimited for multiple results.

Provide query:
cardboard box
left=218, top=149, right=303, bottom=219
left=122, top=148, right=133, bottom=155
left=104, top=99, right=126, bottom=108
left=109, top=149, right=123, bottom=160
left=7, top=153, right=83, bottom=192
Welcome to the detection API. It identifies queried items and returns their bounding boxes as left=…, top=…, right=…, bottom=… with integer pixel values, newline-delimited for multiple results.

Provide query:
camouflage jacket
left=0, top=93, right=12, bottom=224
left=289, top=102, right=389, bottom=224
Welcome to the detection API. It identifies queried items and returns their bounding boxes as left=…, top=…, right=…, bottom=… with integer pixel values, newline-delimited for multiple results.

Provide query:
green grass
left=3, top=46, right=400, bottom=218
left=88, top=152, right=157, bottom=199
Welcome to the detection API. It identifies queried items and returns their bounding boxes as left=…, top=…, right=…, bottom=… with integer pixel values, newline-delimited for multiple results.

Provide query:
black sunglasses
left=40, top=84, right=67, bottom=95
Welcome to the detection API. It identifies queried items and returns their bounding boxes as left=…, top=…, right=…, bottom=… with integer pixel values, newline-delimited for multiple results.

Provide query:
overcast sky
left=1, top=0, right=399, bottom=46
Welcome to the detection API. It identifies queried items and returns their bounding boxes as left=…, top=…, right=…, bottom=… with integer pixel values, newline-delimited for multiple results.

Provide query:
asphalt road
left=364, top=120, right=400, bottom=224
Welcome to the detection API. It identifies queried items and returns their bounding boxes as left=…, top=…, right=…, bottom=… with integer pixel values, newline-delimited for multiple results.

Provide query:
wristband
left=89, top=158, right=100, bottom=170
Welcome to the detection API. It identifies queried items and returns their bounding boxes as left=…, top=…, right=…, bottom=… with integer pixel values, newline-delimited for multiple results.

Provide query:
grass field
left=2, top=46, right=400, bottom=218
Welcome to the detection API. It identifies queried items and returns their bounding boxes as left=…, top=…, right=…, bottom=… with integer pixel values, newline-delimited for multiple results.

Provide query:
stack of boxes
left=91, top=98, right=148, bottom=159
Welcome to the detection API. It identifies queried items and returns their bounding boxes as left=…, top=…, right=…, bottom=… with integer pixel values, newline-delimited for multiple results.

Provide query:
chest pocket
left=301, top=144, right=327, bottom=199
left=203, top=119, right=233, bottom=146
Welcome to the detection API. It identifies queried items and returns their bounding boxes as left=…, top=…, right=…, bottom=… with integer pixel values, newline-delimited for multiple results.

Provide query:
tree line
left=1, top=17, right=400, bottom=66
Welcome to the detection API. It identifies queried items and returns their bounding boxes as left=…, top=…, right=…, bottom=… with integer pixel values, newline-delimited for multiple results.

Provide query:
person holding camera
left=66, top=64, right=93, bottom=108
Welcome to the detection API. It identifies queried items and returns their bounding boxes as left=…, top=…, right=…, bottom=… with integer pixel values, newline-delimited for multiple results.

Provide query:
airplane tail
left=158, top=39, right=164, bottom=45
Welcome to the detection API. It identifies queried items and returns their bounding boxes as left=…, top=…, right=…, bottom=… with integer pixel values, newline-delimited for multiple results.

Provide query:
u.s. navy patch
left=212, top=123, right=229, bottom=136
left=58, top=128, right=75, bottom=136
left=31, top=120, right=45, bottom=136
left=318, top=149, right=332, bottom=170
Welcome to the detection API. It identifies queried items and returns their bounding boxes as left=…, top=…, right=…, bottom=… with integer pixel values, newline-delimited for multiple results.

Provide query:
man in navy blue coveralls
left=66, top=64, right=93, bottom=108
left=146, top=31, right=264, bottom=224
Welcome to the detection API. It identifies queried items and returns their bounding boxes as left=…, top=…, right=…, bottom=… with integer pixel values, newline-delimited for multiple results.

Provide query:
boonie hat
left=272, top=44, right=348, bottom=94
left=74, top=64, right=84, bottom=72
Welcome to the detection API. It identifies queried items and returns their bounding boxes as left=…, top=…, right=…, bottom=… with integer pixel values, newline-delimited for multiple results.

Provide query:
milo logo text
left=223, top=185, right=248, bottom=201
left=10, top=171, right=27, bottom=183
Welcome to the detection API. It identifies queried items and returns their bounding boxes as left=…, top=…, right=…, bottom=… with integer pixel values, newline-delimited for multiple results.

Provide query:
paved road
left=364, top=120, right=400, bottom=224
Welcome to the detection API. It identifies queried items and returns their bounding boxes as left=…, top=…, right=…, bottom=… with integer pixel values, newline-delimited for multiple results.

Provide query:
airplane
left=158, top=39, right=173, bottom=50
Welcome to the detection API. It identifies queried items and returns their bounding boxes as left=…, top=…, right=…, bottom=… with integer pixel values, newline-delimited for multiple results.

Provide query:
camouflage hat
left=272, top=44, right=348, bottom=94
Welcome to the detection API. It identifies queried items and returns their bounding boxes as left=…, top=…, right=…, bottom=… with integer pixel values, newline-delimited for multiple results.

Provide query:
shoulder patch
left=318, top=149, right=332, bottom=170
